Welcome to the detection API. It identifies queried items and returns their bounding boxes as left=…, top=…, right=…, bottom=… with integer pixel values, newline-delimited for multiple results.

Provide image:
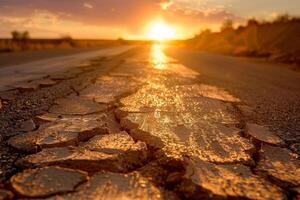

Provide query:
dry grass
left=0, top=39, right=126, bottom=53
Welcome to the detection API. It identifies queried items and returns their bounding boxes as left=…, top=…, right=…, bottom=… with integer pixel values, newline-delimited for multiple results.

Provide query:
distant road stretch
left=0, top=46, right=135, bottom=91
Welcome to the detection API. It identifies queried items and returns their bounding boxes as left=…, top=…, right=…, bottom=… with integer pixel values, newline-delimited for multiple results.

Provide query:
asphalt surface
left=166, top=48, right=300, bottom=145
left=0, top=45, right=299, bottom=199
left=0, top=46, right=135, bottom=91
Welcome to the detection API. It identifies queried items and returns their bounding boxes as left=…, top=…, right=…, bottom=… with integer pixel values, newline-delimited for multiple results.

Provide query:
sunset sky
left=0, top=0, right=299, bottom=39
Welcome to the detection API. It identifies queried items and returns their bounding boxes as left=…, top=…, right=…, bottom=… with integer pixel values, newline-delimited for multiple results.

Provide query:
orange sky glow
left=0, top=0, right=299, bottom=39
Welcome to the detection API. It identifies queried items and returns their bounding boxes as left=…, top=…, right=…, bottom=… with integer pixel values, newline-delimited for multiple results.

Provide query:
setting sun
left=147, top=20, right=176, bottom=41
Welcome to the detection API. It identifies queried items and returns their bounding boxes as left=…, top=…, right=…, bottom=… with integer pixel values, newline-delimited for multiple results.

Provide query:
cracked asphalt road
left=0, top=45, right=299, bottom=200
left=166, top=48, right=300, bottom=146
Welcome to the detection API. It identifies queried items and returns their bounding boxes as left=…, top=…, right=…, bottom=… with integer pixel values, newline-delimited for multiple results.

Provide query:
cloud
left=0, top=9, right=124, bottom=38
left=160, top=1, right=173, bottom=10
left=0, top=0, right=246, bottom=38
left=83, top=3, right=93, bottom=9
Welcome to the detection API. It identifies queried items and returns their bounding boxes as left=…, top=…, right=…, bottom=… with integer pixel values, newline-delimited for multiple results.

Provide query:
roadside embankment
left=187, top=18, right=300, bottom=69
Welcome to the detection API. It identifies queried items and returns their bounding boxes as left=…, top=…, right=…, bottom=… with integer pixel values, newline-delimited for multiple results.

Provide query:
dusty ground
left=0, top=45, right=299, bottom=200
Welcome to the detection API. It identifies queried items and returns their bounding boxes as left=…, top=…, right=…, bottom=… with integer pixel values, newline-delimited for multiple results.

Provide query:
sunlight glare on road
left=147, top=20, right=176, bottom=41
left=151, top=44, right=167, bottom=70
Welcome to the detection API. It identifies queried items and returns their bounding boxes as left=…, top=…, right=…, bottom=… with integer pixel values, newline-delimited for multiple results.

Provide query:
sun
left=147, top=20, right=176, bottom=41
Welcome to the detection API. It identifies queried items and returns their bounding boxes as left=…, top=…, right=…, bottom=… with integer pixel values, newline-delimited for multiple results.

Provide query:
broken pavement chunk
left=83, top=131, right=146, bottom=153
left=176, top=84, right=240, bottom=102
left=246, top=123, right=284, bottom=145
left=18, top=132, right=148, bottom=172
left=80, top=84, right=119, bottom=104
left=257, top=144, right=300, bottom=186
left=80, top=76, right=138, bottom=104
left=14, top=80, right=41, bottom=92
left=10, top=166, right=87, bottom=198
left=49, top=96, right=107, bottom=115
left=48, top=172, right=177, bottom=200
left=119, top=84, right=239, bottom=119
left=182, top=158, right=284, bottom=200
left=117, top=78, right=254, bottom=164
left=18, top=119, right=36, bottom=132
left=120, top=111, right=254, bottom=164
left=29, top=78, right=57, bottom=88
left=8, top=116, right=107, bottom=152
left=36, top=112, right=121, bottom=133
